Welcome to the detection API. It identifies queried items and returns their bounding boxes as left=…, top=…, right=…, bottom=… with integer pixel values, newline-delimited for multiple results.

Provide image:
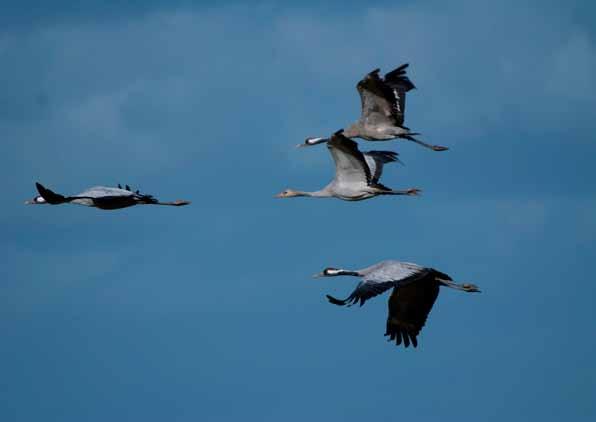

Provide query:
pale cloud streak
left=1, top=2, right=594, bottom=206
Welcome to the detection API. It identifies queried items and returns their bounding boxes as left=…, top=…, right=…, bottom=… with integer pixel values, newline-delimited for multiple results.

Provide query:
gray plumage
left=324, top=261, right=434, bottom=307
left=26, top=182, right=190, bottom=210
left=301, top=64, right=448, bottom=151
left=364, top=150, right=402, bottom=184
left=277, top=131, right=420, bottom=201
left=314, top=260, right=480, bottom=348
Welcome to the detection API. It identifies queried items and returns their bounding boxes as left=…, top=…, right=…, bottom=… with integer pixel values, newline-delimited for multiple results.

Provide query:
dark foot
left=432, top=145, right=449, bottom=151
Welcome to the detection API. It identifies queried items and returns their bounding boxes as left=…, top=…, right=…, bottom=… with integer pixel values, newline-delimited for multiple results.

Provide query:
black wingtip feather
left=402, top=328, right=410, bottom=347
left=367, top=151, right=399, bottom=163
left=385, top=63, right=409, bottom=76
left=35, top=182, right=67, bottom=204
left=384, top=63, right=416, bottom=91
left=410, top=334, right=418, bottom=348
left=326, top=295, right=347, bottom=306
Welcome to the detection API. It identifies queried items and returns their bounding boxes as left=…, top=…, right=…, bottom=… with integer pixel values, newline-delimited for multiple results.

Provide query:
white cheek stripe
left=307, top=137, right=324, bottom=144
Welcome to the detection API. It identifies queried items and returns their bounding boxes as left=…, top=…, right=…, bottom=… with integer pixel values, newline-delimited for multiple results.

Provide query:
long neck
left=66, top=196, right=95, bottom=206
left=337, top=269, right=360, bottom=276
left=293, top=189, right=332, bottom=198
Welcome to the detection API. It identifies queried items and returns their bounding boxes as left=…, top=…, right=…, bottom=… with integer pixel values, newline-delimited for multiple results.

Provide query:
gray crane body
left=278, top=131, right=420, bottom=201
left=314, top=259, right=480, bottom=348
left=300, top=64, right=448, bottom=151
left=26, top=183, right=190, bottom=210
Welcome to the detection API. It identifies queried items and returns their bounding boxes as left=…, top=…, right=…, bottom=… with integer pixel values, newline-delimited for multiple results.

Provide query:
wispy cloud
left=273, top=2, right=596, bottom=139
left=2, top=2, right=594, bottom=180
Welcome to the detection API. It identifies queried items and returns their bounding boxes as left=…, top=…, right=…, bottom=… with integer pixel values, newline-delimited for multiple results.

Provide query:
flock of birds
left=25, top=63, right=480, bottom=349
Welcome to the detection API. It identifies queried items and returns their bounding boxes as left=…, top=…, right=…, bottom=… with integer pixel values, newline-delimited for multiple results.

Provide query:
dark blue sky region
left=1, top=1, right=595, bottom=421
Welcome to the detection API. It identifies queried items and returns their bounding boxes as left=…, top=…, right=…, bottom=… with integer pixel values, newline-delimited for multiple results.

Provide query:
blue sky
left=1, top=0, right=595, bottom=420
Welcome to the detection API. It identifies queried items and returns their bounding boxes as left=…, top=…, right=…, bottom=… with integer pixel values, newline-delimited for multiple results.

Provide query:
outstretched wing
left=385, top=274, right=440, bottom=348
left=35, top=182, right=67, bottom=204
left=78, top=186, right=136, bottom=198
left=327, top=261, right=430, bottom=308
left=363, top=151, right=400, bottom=184
left=356, top=64, right=415, bottom=127
left=75, top=186, right=156, bottom=209
left=326, top=279, right=397, bottom=307
left=78, top=186, right=155, bottom=201
left=383, top=64, right=416, bottom=126
left=327, top=130, right=371, bottom=187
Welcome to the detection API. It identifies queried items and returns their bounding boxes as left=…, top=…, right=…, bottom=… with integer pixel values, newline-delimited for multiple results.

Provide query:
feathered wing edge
left=35, top=182, right=68, bottom=204
left=384, top=270, right=447, bottom=348
left=383, top=63, right=416, bottom=92
left=328, top=129, right=373, bottom=185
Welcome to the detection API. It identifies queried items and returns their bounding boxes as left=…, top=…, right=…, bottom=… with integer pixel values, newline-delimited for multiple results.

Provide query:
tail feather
left=137, top=194, right=158, bottom=204
left=371, top=182, right=394, bottom=192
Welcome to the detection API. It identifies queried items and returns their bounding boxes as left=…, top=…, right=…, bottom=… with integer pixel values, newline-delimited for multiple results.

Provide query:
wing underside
left=385, top=275, right=440, bottom=348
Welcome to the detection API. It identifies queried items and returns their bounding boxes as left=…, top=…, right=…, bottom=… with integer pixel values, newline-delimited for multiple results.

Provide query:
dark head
left=296, top=137, right=329, bottom=148
left=24, top=195, right=48, bottom=205
left=313, top=267, right=345, bottom=278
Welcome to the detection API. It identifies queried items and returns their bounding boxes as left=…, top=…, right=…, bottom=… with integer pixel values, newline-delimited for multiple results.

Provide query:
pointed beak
left=274, top=193, right=284, bottom=198
left=312, top=272, right=325, bottom=278
left=295, top=143, right=307, bottom=148
left=24, top=200, right=33, bottom=205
